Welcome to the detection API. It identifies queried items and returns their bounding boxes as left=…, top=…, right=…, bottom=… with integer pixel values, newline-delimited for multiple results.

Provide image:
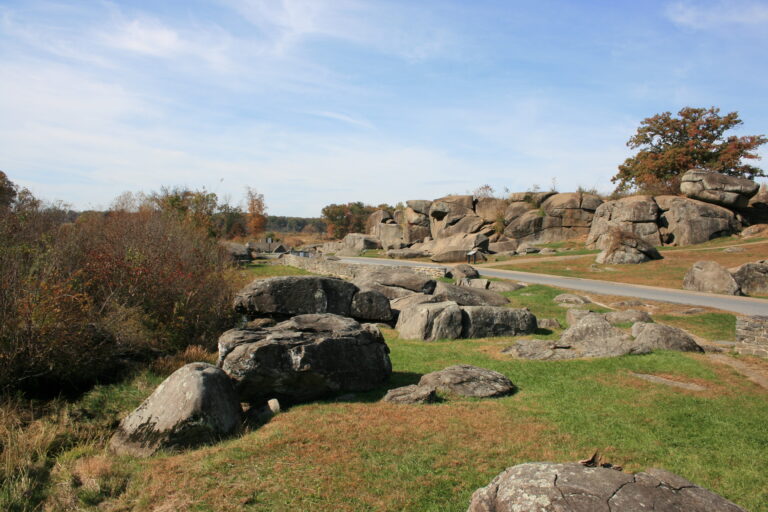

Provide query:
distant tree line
left=266, top=216, right=327, bottom=234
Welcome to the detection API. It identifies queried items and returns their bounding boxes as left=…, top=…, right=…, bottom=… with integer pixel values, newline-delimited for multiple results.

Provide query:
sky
left=1, top=0, right=767, bottom=217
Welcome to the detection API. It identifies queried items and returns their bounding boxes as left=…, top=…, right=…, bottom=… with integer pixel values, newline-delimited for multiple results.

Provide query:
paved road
left=340, top=257, right=768, bottom=316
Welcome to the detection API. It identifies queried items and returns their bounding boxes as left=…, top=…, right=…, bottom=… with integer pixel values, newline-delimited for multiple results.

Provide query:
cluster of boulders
left=109, top=269, right=530, bottom=456
left=110, top=275, right=399, bottom=457
left=343, top=263, right=538, bottom=341
left=468, top=462, right=746, bottom=511
left=505, top=298, right=703, bottom=360
left=683, top=259, right=768, bottom=296
left=344, top=191, right=604, bottom=262
left=345, top=169, right=767, bottom=263
left=587, top=170, right=764, bottom=254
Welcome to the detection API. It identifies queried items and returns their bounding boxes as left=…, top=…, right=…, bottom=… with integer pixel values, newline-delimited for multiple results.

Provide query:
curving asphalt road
left=340, top=256, right=768, bottom=316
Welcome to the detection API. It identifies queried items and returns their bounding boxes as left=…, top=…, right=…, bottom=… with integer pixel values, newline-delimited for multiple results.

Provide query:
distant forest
left=266, top=216, right=327, bottom=233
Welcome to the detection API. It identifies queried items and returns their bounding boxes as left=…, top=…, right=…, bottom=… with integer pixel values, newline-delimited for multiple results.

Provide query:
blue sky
left=2, top=0, right=767, bottom=216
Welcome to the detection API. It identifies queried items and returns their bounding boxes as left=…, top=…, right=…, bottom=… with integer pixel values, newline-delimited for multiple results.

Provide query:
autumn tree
left=321, top=202, right=379, bottom=239
left=612, top=107, right=767, bottom=194
left=245, top=187, right=267, bottom=238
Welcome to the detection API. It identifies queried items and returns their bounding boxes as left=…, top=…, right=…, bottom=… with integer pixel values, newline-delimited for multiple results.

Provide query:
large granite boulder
left=631, top=323, right=704, bottom=353
left=366, top=209, right=393, bottom=234
left=109, top=363, right=242, bottom=457
left=342, top=233, right=382, bottom=252
left=433, top=281, right=509, bottom=306
left=351, top=290, right=394, bottom=322
left=732, top=261, right=768, bottom=296
left=235, top=276, right=392, bottom=322
left=586, top=195, right=662, bottom=249
left=503, top=192, right=602, bottom=243
left=353, top=269, right=436, bottom=299
left=406, top=199, right=432, bottom=215
left=467, top=462, right=746, bottom=512
left=419, top=365, right=515, bottom=398
left=595, top=230, right=662, bottom=264
left=507, top=191, right=556, bottom=205
left=219, top=314, right=392, bottom=405
left=655, top=196, right=740, bottom=246
left=461, top=306, right=537, bottom=338
left=423, top=232, right=490, bottom=262
left=371, top=223, right=404, bottom=250
left=429, top=195, right=477, bottom=239
left=450, top=264, right=480, bottom=280
left=680, top=169, right=760, bottom=208
left=683, top=260, right=741, bottom=295
left=395, top=301, right=463, bottom=341
left=389, top=293, right=443, bottom=315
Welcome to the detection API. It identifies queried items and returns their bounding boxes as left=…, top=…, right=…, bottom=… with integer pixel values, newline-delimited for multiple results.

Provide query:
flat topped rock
left=381, top=385, right=438, bottom=404
left=433, top=281, right=509, bottom=307
left=630, top=372, right=707, bottom=391
left=468, top=462, right=747, bottom=511
left=418, top=364, right=515, bottom=398
left=219, top=314, right=392, bottom=405
left=554, top=293, right=591, bottom=305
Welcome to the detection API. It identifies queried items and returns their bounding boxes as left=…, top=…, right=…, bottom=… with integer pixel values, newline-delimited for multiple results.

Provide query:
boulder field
left=351, top=169, right=764, bottom=262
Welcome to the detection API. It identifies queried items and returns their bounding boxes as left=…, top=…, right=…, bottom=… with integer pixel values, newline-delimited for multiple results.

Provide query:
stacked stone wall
left=280, top=254, right=447, bottom=280
left=735, top=315, right=768, bottom=358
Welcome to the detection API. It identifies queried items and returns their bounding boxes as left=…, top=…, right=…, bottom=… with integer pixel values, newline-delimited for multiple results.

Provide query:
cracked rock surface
left=467, top=462, right=746, bottom=512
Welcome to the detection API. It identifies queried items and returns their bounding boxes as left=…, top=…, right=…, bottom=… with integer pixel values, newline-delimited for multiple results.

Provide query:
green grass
left=359, top=249, right=387, bottom=258
left=12, top=283, right=766, bottom=511
left=244, top=262, right=311, bottom=278
left=655, top=313, right=736, bottom=341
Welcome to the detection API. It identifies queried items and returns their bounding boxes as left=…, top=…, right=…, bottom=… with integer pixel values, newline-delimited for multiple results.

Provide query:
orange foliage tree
left=612, top=107, right=767, bottom=194
left=245, top=187, right=267, bottom=238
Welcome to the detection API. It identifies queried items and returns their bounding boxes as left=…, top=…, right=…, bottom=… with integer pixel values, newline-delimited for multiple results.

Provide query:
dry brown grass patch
left=110, top=400, right=569, bottom=511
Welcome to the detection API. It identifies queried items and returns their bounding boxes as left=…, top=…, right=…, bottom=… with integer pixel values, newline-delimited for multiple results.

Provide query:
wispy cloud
left=665, top=0, right=768, bottom=29
left=306, top=110, right=374, bottom=129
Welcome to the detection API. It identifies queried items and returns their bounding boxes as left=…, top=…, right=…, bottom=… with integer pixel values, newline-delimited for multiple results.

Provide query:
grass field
left=21, top=331, right=767, bottom=511
left=2, top=266, right=764, bottom=511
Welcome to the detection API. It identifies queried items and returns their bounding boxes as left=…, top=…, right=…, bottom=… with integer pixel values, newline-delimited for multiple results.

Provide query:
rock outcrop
left=467, top=462, right=747, bottom=512
left=381, top=385, right=438, bottom=404
left=506, top=316, right=702, bottom=360
left=683, top=260, right=741, bottom=295
left=395, top=301, right=464, bottom=341
left=432, top=281, right=509, bottom=307
left=588, top=195, right=740, bottom=249
left=418, top=365, right=515, bottom=398
left=460, top=306, right=537, bottom=338
left=109, top=363, right=242, bottom=457
left=732, top=261, right=768, bottom=296
left=680, top=168, right=760, bottom=208
left=595, top=230, right=662, bottom=264
left=631, top=322, right=704, bottom=353
left=395, top=301, right=535, bottom=341
left=219, top=314, right=392, bottom=405
left=682, top=259, right=768, bottom=297
left=504, top=192, right=602, bottom=243
left=235, top=276, right=392, bottom=323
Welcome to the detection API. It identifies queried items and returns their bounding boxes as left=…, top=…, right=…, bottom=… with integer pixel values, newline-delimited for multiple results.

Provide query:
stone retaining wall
left=735, top=315, right=768, bottom=358
left=280, top=254, right=447, bottom=280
